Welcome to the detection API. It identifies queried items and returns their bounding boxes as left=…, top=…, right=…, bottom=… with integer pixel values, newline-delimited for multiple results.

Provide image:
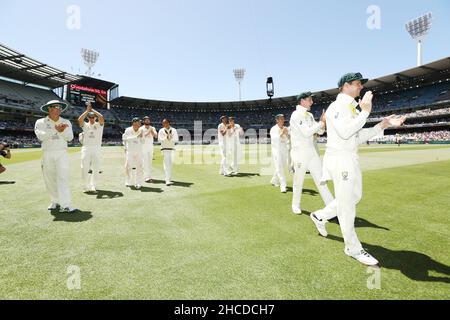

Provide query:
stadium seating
left=1, top=72, right=450, bottom=147
left=0, top=79, right=118, bottom=123
left=108, top=80, right=450, bottom=132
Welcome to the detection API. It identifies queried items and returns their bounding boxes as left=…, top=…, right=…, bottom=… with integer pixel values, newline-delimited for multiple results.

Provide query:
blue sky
left=1, top=0, right=449, bottom=102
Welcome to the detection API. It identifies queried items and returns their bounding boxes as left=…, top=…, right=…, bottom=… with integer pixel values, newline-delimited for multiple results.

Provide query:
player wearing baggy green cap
left=78, top=101, right=105, bottom=193
left=218, top=116, right=230, bottom=176
left=289, top=92, right=334, bottom=215
left=313, top=73, right=406, bottom=266
left=270, top=114, right=290, bottom=193
left=141, top=116, right=158, bottom=183
left=122, top=117, right=145, bottom=189
left=158, top=119, right=179, bottom=186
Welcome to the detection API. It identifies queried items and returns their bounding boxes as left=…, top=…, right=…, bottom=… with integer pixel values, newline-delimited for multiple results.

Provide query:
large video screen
left=67, top=84, right=108, bottom=108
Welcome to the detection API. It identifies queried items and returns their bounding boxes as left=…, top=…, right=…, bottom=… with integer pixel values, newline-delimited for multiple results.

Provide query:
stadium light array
left=233, top=68, right=246, bottom=101
left=405, top=12, right=432, bottom=66
left=81, top=48, right=99, bottom=76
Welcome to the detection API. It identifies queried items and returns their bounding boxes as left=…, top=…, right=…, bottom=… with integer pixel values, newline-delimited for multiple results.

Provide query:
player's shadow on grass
left=327, top=234, right=450, bottom=284
left=130, top=186, right=164, bottom=193
left=328, top=217, right=390, bottom=231
left=150, top=180, right=194, bottom=188
left=285, top=187, right=319, bottom=196
left=0, top=181, right=15, bottom=185
left=50, top=209, right=93, bottom=223
left=232, top=173, right=260, bottom=178
left=86, top=190, right=124, bottom=199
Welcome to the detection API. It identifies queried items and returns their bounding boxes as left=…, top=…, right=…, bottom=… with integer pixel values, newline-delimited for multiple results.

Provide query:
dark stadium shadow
left=230, top=173, right=260, bottom=178
left=0, top=181, right=15, bottom=185
left=150, top=179, right=194, bottom=188
left=285, top=187, right=319, bottom=196
left=131, top=186, right=164, bottom=193
left=50, top=209, right=93, bottom=223
left=90, top=190, right=124, bottom=199
left=328, top=217, right=390, bottom=231
left=326, top=234, right=450, bottom=283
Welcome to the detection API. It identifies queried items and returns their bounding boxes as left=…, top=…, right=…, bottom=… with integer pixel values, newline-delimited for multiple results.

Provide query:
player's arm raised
left=329, top=91, right=373, bottom=140
left=78, top=104, right=92, bottom=127
left=91, top=108, right=105, bottom=126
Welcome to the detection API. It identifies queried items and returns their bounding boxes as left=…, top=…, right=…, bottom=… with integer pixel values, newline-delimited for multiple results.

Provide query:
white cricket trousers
left=219, top=143, right=228, bottom=175
left=229, top=140, right=240, bottom=173
left=125, top=151, right=143, bottom=186
left=271, top=146, right=289, bottom=189
left=142, top=145, right=154, bottom=180
left=291, top=148, right=334, bottom=210
left=320, top=152, right=363, bottom=255
left=81, top=146, right=102, bottom=189
left=162, top=150, right=174, bottom=183
left=41, top=151, right=72, bottom=208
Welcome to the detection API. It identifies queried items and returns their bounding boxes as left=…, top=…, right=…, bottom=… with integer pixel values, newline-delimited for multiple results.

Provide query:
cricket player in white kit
left=34, top=100, right=77, bottom=213
left=122, top=118, right=145, bottom=189
left=218, top=116, right=229, bottom=176
left=141, top=116, right=158, bottom=183
left=225, top=117, right=243, bottom=175
left=311, top=73, right=406, bottom=266
left=270, top=114, right=290, bottom=193
left=158, top=119, right=179, bottom=186
left=290, top=92, right=335, bottom=215
left=78, top=102, right=104, bottom=193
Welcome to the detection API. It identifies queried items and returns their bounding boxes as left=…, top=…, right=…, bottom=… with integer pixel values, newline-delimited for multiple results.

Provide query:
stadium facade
left=1, top=43, right=449, bottom=147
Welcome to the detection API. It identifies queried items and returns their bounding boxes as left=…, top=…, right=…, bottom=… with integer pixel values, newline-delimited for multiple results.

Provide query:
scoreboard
left=67, top=84, right=108, bottom=108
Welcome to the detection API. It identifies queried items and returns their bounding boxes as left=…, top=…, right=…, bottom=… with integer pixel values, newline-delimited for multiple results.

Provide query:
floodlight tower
left=233, top=68, right=246, bottom=101
left=81, top=48, right=99, bottom=76
left=405, top=12, right=433, bottom=66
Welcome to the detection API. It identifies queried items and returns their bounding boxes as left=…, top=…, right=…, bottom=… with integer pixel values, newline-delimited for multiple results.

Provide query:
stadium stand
left=1, top=43, right=450, bottom=146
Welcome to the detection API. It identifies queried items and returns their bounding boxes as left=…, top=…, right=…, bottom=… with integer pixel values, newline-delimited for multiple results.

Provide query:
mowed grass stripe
left=0, top=146, right=448, bottom=299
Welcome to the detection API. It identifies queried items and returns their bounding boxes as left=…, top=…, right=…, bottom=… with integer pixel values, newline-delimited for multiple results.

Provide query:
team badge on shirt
left=342, top=171, right=349, bottom=181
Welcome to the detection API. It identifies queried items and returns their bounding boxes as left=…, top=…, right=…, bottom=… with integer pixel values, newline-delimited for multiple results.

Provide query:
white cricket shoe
left=346, top=249, right=379, bottom=266
left=135, top=185, right=142, bottom=190
left=280, top=186, right=287, bottom=193
left=292, top=206, right=302, bottom=215
left=90, top=186, right=97, bottom=192
left=83, top=188, right=90, bottom=193
left=310, top=212, right=328, bottom=237
left=60, top=206, right=78, bottom=213
left=48, top=203, right=59, bottom=210
left=166, top=181, right=173, bottom=186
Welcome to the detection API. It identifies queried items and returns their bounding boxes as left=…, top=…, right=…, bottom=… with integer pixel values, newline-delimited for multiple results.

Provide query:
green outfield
left=0, top=144, right=449, bottom=299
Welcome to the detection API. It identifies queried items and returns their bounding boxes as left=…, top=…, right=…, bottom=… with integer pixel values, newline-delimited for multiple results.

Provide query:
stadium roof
left=111, top=56, right=450, bottom=110
left=0, top=43, right=81, bottom=88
